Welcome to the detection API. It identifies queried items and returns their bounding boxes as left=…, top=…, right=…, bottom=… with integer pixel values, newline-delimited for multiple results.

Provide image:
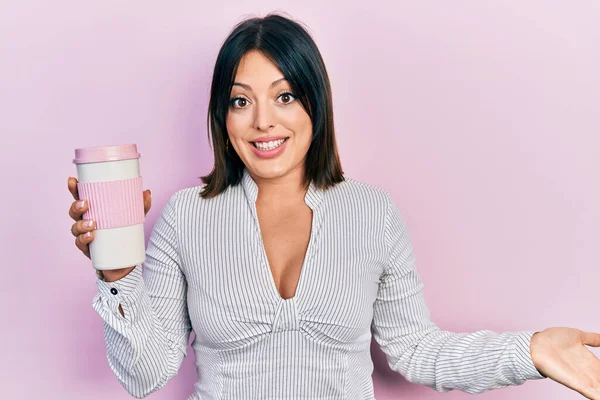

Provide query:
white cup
left=73, top=144, right=146, bottom=270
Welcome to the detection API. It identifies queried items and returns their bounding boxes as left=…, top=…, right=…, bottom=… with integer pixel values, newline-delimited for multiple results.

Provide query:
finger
left=68, top=177, right=80, bottom=201
left=579, top=383, right=600, bottom=400
left=75, top=231, right=93, bottom=258
left=143, top=189, right=152, bottom=216
left=69, top=199, right=88, bottom=221
left=581, top=331, right=600, bottom=347
left=71, top=219, right=95, bottom=237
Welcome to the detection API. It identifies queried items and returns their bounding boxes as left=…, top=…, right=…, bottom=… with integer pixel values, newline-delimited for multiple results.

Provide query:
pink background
left=1, top=1, right=598, bottom=399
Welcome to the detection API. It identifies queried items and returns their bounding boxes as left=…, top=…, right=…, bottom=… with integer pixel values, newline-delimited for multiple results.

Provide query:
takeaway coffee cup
left=72, top=144, right=146, bottom=270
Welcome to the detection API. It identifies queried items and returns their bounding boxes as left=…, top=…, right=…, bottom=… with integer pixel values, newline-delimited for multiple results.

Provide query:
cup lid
left=73, top=144, right=141, bottom=164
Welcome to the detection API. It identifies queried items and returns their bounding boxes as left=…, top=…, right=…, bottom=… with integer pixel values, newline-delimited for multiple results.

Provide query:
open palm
left=531, top=327, right=600, bottom=399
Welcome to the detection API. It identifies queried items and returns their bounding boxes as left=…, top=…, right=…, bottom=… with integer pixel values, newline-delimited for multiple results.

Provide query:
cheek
left=283, top=108, right=312, bottom=140
left=298, top=118, right=313, bottom=147
left=225, top=112, right=248, bottom=139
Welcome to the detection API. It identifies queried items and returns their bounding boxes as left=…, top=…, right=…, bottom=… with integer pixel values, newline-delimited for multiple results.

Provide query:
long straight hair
left=199, top=12, right=344, bottom=198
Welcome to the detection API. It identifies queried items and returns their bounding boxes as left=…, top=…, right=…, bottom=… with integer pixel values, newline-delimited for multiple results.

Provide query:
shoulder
left=159, top=184, right=209, bottom=214
left=170, top=184, right=206, bottom=202
left=324, top=176, right=394, bottom=220
left=327, top=176, right=392, bottom=206
left=331, top=179, right=412, bottom=253
left=164, top=183, right=240, bottom=215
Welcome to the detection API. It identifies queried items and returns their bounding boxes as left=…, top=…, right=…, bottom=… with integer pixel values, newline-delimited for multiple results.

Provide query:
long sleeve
left=92, top=191, right=192, bottom=398
left=371, top=192, right=546, bottom=394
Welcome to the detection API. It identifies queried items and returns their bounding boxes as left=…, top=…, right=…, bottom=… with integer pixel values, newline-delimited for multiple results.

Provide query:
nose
left=253, top=101, right=275, bottom=131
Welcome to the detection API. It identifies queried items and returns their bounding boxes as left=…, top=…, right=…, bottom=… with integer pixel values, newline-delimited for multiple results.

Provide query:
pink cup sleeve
left=77, top=176, right=145, bottom=229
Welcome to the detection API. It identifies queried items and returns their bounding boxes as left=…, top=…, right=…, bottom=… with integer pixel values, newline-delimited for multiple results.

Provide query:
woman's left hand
left=531, top=327, right=600, bottom=399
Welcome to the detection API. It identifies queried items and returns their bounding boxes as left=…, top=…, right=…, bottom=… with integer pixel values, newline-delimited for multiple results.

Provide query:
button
left=110, top=288, right=118, bottom=295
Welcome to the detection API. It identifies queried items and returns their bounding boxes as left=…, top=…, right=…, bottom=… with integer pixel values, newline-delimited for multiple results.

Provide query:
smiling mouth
left=251, top=137, right=289, bottom=150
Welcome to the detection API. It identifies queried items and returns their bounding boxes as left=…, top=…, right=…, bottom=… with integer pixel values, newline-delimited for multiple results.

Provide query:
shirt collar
left=241, top=167, right=323, bottom=210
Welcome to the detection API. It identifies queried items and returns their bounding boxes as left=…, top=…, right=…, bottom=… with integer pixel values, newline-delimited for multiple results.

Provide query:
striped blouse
left=92, top=167, right=546, bottom=399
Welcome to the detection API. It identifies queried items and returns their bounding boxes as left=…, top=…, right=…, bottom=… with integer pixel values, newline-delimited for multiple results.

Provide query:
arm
left=92, top=192, right=192, bottom=398
left=371, top=193, right=546, bottom=394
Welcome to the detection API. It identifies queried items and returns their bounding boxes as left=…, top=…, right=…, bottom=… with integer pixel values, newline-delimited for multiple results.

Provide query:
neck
left=249, top=166, right=308, bottom=207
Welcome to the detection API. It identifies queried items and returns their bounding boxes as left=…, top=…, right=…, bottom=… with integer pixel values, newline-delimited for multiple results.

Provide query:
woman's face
left=226, top=50, right=312, bottom=181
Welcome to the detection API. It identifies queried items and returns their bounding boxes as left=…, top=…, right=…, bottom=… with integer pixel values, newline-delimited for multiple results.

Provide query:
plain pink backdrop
left=1, top=1, right=598, bottom=399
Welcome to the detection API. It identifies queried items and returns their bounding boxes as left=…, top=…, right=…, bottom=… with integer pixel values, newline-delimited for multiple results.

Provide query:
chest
left=256, top=202, right=312, bottom=300
left=180, top=193, right=388, bottom=348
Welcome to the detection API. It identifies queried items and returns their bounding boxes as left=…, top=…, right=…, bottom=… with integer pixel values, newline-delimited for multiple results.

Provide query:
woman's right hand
left=68, top=176, right=152, bottom=281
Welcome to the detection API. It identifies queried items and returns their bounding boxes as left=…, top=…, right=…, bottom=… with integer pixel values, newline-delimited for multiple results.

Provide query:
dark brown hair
left=199, top=12, right=344, bottom=198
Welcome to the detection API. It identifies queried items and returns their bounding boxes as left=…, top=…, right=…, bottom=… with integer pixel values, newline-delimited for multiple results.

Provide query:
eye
left=229, top=96, right=249, bottom=109
left=277, top=91, right=296, bottom=105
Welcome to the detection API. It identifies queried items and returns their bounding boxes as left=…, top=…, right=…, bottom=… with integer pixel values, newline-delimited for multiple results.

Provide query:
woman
left=68, top=12, right=600, bottom=400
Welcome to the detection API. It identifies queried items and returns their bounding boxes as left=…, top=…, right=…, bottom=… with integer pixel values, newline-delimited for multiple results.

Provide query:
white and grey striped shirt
left=93, top=167, right=546, bottom=399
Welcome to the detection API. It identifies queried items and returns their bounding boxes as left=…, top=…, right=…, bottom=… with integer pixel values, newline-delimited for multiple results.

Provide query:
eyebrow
left=232, top=77, right=287, bottom=91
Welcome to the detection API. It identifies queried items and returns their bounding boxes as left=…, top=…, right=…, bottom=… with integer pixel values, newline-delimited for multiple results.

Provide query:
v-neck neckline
left=241, top=168, right=325, bottom=303
left=241, top=167, right=324, bottom=211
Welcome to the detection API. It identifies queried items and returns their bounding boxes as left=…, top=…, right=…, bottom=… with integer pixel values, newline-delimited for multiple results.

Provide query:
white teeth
left=254, top=138, right=286, bottom=151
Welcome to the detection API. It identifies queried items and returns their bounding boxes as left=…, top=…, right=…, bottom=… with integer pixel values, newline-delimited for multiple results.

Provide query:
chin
left=250, top=164, right=290, bottom=179
left=245, top=156, right=302, bottom=179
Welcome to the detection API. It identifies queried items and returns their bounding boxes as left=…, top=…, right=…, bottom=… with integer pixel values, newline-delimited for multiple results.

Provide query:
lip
left=249, top=137, right=289, bottom=159
left=251, top=135, right=289, bottom=143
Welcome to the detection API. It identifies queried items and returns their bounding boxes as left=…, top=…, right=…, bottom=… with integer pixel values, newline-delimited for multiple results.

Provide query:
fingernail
left=77, top=200, right=86, bottom=209
left=84, top=232, right=91, bottom=238
left=84, top=220, right=93, bottom=228
left=148, top=189, right=152, bottom=197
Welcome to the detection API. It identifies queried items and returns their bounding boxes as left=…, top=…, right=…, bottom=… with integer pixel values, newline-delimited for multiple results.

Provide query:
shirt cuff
left=512, top=331, right=547, bottom=380
left=96, top=264, right=144, bottom=320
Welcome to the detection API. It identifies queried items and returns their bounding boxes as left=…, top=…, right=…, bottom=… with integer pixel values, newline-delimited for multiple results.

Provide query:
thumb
left=581, top=331, right=600, bottom=347
left=143, top=189, right=152, bottom=216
